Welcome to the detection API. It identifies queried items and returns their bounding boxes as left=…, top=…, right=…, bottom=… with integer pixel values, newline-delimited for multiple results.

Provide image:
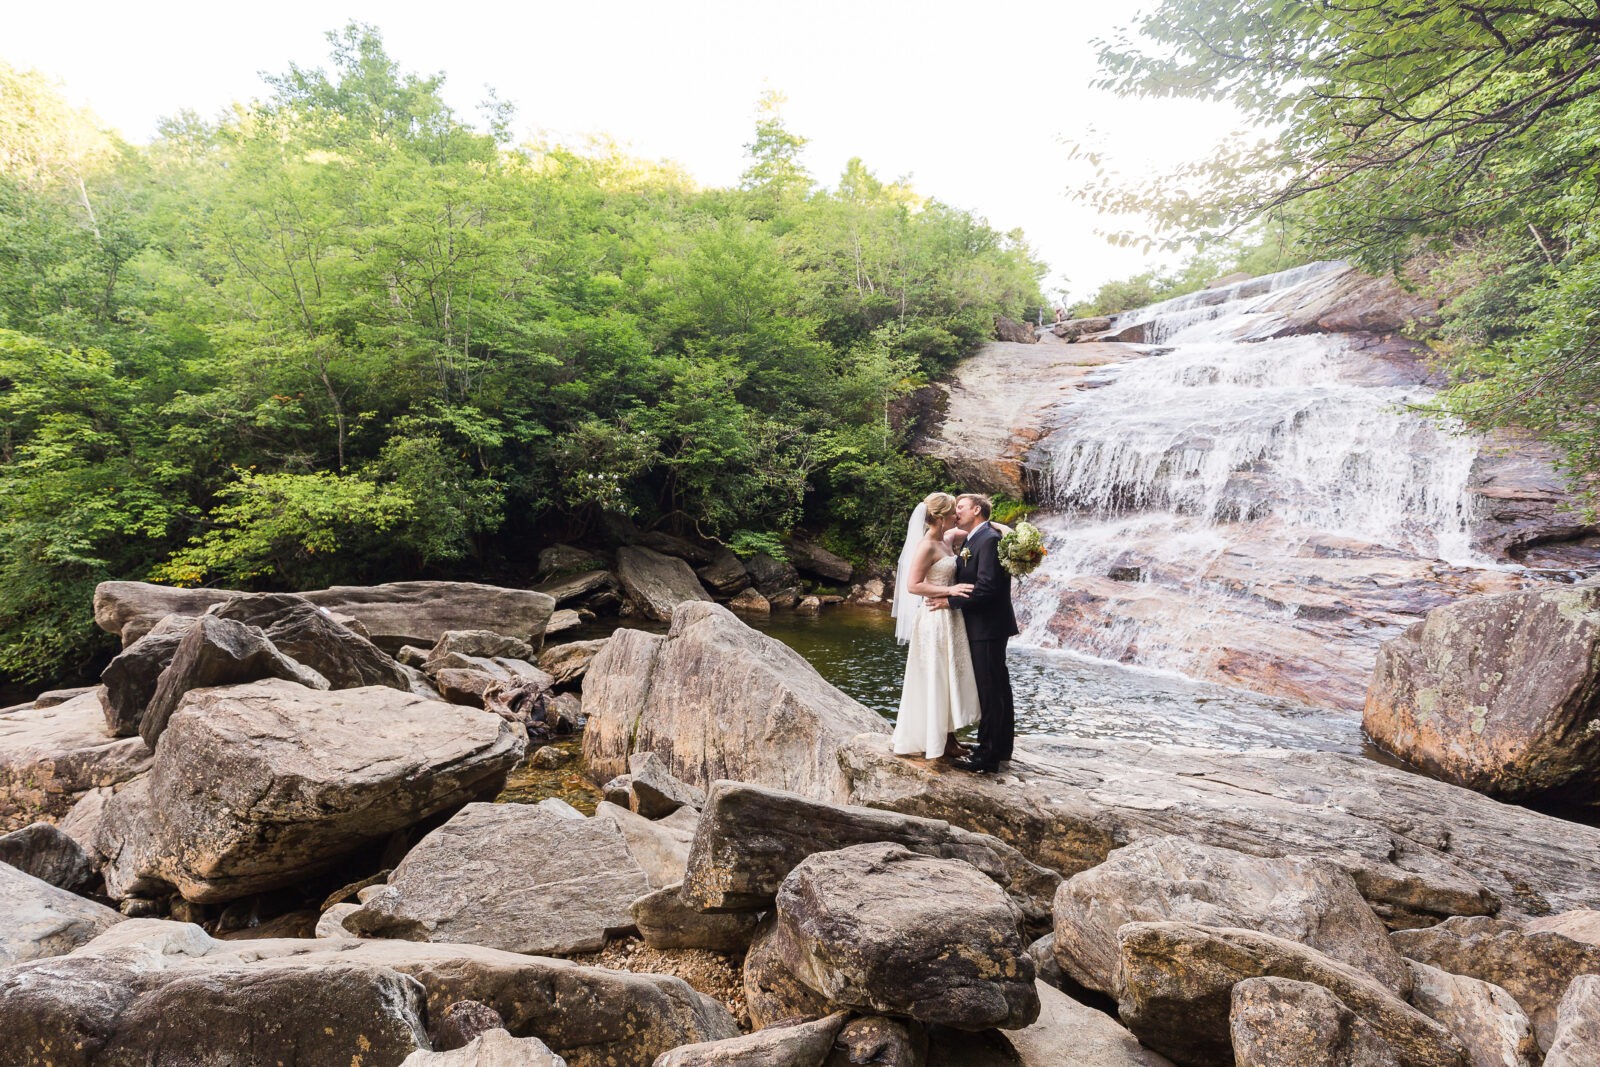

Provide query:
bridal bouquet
left=998, top=521, right=1047, bottom=580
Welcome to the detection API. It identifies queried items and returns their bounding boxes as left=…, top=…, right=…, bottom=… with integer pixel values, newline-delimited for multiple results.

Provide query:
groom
left=936, top=492, right=1018, bottom=774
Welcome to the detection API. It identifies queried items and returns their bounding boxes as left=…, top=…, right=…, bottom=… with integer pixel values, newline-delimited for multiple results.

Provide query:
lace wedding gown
left=892, top=554, right=981, bottom=758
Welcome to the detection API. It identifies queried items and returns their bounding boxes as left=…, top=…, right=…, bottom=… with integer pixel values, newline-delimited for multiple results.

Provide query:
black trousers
left=969, top=638, right=1014, bottom=763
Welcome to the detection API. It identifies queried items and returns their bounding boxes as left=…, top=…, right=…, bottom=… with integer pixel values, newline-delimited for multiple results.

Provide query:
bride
left=890, top=492, right=981, bottom=759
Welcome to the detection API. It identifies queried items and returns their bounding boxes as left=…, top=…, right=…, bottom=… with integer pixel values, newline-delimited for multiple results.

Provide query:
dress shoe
left=953, top=757, right=999, bottom=774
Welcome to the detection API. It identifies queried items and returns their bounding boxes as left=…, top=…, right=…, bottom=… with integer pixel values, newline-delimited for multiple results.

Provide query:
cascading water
left=1016, top=261, right=1522, bottom=709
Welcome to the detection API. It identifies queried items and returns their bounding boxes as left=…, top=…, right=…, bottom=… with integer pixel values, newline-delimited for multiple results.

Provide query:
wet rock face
left=1116, top=922, right=1465, bottom=1067
left=581, top=602, right=889, bottom=804
left=348, top=803, right=651, bottom=955
left=1053, top=835, right=1409, bottom=998
left=751, top=842, right=1039, bottom=1032
left=99, top=679, right=524, bottom=903
left=1392, top=915, right=1600, bottom=1053
left=1363, top=584, right=1600, bottom=805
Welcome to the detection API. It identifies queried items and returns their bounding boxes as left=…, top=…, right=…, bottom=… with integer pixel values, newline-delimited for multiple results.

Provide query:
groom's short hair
left=958, top=492, right=993, bottom=519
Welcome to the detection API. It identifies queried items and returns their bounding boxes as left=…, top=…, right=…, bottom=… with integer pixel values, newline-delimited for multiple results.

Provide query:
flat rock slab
left=683, top=779, right=1058, bottom=931
left=616, top=546, right=713, bottom=622
left=100, top=679, right=523, bottom=902
left=349, top=802, right=651, bottom=954
left=754, top=842, right=1038, bottom=1031
left=1053, top=835, right=1408, bottom=997
left=0, top=692, right=151, bottom=831
left=840, top=733, right=1600, bottom=927
left=583, top=602, right=890, bottom=804
left=653, top=1012, right=846, bottom=1066
left=1117, top=922, right=1465, bottom=1067
left=38, top=919, right=739, bottom=1067
left=594, top=800, right=695, bottom=889
left=1392, top=915, right=1600, bottom=1053
left=0, top=860, right=123, bottom=964
left=93, top=581, right=236, bottom=644
left=403, top=1029, right=567, bottom=1066
left=303, top=581, right=556, bottom=651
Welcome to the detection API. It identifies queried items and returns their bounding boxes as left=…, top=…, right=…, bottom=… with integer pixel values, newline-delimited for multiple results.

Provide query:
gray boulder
left=696, top=550, right=751, bottom=597
left=1527, top=909, right=1600, bottom=945
left=426, top=629, right=538, bottom=663
left=1116, top=922, right=1465, bottom=1067
left=1364, top=584, right=1600, bottom=805
left=101, top=679, right=523, bottom=902
left=787, top=537, right=853, bottom=584
left=682, top=780, right=1059, bottom=932
left=1392, top=914, right=1600, bottom=1052
left=140, top=614, right=329, bottom=746
left=1548, top=975, right=1600, bottom=1067
left=404, top=1029, right=568, bottom=1066
left=629, top=751, right=706, bottom=817
left=583, top=603, right=890, bottom=804
left=830, top=1016, right=928, bottom=1067
left=98, top=614, right=192, bottom=736
left=1405, top=959, right=1536, bottom=1067
left=633, top=883, right=762, bottom=952
left=616, top=546, right=714, bottom=622
left=302, top=580, right=555, bottom=651
left=748, top=842, right=1039, bottom=1031
left=0, top=860, right=123, bottom=964
left=210, top=592, right=411, bottom=690
left=538, top=544, right=604, bottom=577
left=1053, top=835, right=1408, bottom=997
left=595, top=800, right=696, bottom=888
left=653, top=1012, right=847, bottom=1067
left=92, top=581, right=235, bottom=645
left=0, top=822, right=97, bottom=892
left=1229, top=976, right=1399, bottom=1067
left=0, top=692, right=152, bottom=831
left=726, top=587, right=771, bottom=616
left=744, top=552, right=800, bottom=598
left=922, top=979, right=1176, bottom=1067
left=348, top=802, right=650, bottom=954
left=536, top=569, right=618, bottom=606
left=538, top=639, right=608, bottom=689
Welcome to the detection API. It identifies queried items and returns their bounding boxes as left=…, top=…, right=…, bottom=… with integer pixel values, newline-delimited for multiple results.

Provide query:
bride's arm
left=906, top=544, right=974, bottom=597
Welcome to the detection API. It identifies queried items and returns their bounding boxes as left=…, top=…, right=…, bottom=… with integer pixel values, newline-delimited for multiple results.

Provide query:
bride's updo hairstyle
left=923, top=492, right=956, bottom=528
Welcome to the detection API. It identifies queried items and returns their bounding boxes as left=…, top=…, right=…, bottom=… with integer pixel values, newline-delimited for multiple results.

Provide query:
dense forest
left=0, top=26, right=1045, bottom=684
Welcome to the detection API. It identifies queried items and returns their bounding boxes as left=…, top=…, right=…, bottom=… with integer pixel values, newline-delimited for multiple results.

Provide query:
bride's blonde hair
left=923, top=492, right=956, bottom=528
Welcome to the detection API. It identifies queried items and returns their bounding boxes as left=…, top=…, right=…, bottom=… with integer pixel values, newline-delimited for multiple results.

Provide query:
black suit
left=947, top=522, right=1018, bottom=764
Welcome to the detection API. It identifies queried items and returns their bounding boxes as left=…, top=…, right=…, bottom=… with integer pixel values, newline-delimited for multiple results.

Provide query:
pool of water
left=750, top=607, right=1369, bottom=755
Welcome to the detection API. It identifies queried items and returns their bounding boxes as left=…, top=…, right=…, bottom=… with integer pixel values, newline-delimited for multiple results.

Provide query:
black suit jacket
left=947, top=522, right=1019, bottom=642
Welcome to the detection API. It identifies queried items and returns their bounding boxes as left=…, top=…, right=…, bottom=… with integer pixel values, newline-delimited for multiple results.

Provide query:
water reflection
left=751, top=607, right=1366, bottom=755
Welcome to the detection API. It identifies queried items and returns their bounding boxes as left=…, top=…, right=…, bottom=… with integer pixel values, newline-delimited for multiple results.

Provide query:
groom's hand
left=925, top=596, right=950, bottom=611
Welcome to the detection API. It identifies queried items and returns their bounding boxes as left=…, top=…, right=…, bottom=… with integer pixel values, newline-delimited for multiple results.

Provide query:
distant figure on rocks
left=1054, top=306, right=1067, bottom=323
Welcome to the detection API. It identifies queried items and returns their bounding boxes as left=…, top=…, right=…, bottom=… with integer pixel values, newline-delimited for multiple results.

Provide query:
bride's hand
left=949, top=583, right=974, bottom=597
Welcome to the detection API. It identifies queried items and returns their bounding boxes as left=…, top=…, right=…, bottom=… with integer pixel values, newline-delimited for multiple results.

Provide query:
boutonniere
left=959, top=548, right=972, bottom=561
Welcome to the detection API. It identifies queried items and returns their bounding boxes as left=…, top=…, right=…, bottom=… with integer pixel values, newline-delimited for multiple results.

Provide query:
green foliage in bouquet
left=997, top=521, right=1046, bottom=580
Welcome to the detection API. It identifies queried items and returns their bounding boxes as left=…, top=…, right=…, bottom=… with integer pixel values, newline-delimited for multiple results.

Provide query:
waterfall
left=1016, top=262, right=1504, bottom=708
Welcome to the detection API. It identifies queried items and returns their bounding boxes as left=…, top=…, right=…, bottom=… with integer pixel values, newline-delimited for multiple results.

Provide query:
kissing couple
left=890, top=491, right=1018, bottom=774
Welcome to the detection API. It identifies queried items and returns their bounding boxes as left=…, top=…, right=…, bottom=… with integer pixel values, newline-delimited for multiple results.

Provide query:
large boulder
left=921, top=979, right=1176, bottom=1067
left=1364, top=585, right=1600, bottom=805
left=1228, top=976, right=1399, bottom=1067
left=616, top=546, right=714, bottom=622
left=682, top=780, right=1058, bottom=931
left=0, top=822, right=97, bottom=892
left=786, top=537, right=853, bottom=584
left=626, top=751, right=705, bottom=818
left=404, top=1029, right=567, bottom=1066
left=92, top=581, right=235, bottom=644
left=743, top=552, right=800, bottom=599
left=538, top=544, right=605, bottom=578
left=24, top=920, right=738, bottom=1067
left=594, top=800, right=696, bottom=888
left=695, top=550, right=751, bottom=597
left=539, top=639, right=607, bottom=688
left=301, top=581, right=556, bottom=651
left=1548, top=975, right=1600, bottom=1067
left=139, top=614, right=329, bottom=746
left=632, top=883, right=762, bottom=953
left=994, top=315, right=1039, bottom=344
left=747, top=842, right=1039, bottom=1031
left=838, top=733, right=1600, bottom=927
left=348, top=802, right=651, bottom=954
left=535, top=568, right=618, bottom=606
left=210, top=592, right=412, bottom=690
left=583, top=603, right=890, bottom=804
left=1392, top=915, right=1600, bottom=1052
left=0, top=860, right=123, bottom=964
left=0, top=692, right=152, bottom=831
left=653, top=1012, right=847, bottom=1067
left=425, top=629, right=538, bottom=663
left=100, top=679, right=523, bottom=902
left=97, top=614, right=192, bottom=736
left=1404, top=959, right=1537, bottom=1067
left=1052, top=835, right=1408, bottom=997
left=1116, top=922, right=1465, bottom=1067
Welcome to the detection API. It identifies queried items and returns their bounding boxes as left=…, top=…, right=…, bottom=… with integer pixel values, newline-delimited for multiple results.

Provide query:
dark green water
left=751, top=607, right=1367, bottom=754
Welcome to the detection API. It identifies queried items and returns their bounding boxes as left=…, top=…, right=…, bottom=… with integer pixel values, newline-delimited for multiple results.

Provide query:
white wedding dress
left=892, top=554, right=981, bottom=758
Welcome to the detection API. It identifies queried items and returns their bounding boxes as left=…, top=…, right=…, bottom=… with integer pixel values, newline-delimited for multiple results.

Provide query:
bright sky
left=6, top=0, right=1246, bottom=300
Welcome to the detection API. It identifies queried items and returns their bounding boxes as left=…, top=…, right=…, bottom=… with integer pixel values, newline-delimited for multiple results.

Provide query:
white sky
left=5, top=0, right=1247, bottom=300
